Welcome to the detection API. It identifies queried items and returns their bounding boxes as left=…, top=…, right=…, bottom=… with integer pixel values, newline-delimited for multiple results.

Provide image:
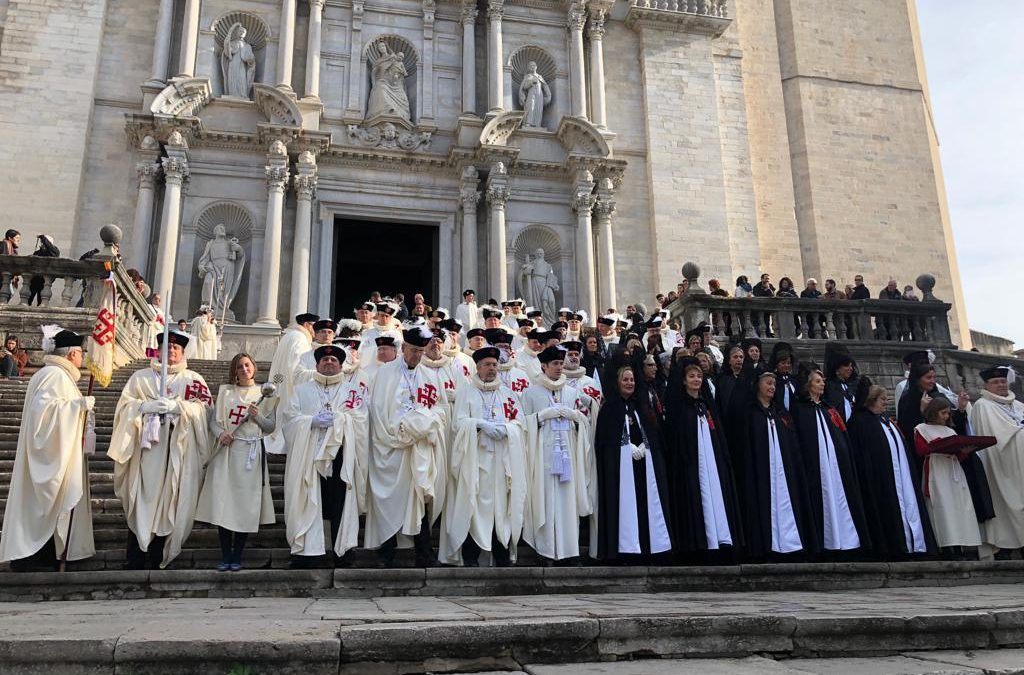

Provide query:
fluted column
left=572, top=170, right=597, bottom=318
left=304, top=0, right=325, bottom=100
left=588, top=9, right=608, bottom=128
left=290, top=153, right=318, bottom=317
left=595, top=178, right=617, bottom=311
left=257, top=145, right=291, bottom=325
left=460, top=166, right=480, bottom=292
left=152, top=152, right=189, bottom=296
left=176, top=0, right=201, bottom=77
left=567, top=1, right=587, bottom=119
left=277, top=0, right=297, bottom=94
left=486, top=0, right=504, bottom=114
left=147, top=0, right=175, bottom=85
left=131, top=160, right=161, bottom=277
left=486, top=163, right=511, bottom=300
left=460, top=3, right=478, bottom=115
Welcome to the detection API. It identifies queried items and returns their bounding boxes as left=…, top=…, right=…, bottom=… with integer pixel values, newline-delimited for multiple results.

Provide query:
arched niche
left=508, top=46, right=558, bottom=130
left=363, top=34, right=419, bottom=124
left=189, top=201, right=255, bottom=323
left=210, top=11, right=271, bottom=98
left=512, top=225, right=565, bottom=324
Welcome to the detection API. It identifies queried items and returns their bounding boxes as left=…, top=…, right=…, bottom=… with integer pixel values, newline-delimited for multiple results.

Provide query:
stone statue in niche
left=366, top=42, right=411, bottom=122
left=197, top=224, right=246, bottom=322
left=518, top=248, right=559, bottom=324
left=519, top=61, right=551, bottom=128
left=220, top=23, right=256, bottom=99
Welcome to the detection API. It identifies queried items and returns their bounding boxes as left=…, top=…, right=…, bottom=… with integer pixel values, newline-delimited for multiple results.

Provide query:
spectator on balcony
left=677, top=281, right=689, bottom=296
left=843, top=284, right=855, bottom=299
left=752, top=273, right=776, bottom=338
left=822, top=279, right=843, bottom=301
left=707, top=278, right=731, bottom=336
left=878, top=279, right=903, bottom=301
left=876, top=279, right=904, bottom=339
left=708, top=279, right=728, bottom=298
left=903, top=285, right=920, bottom=301
left=776, top=277, right=798, bottom=298
left=1, top=230, right=20, bottom=255
left=800, top=279, right=823, bottom=339
left=665, top=290, right=678, bottom=306
left=656, top=293, right=666, bottom=308
left=734, top=275, right=753, bottom=298
left=0, top=335, right=29, bottom=379
left=25, top=235, right=60, bottom=306
left=850, top=274, right=871, bottom=300
left=800, top=278, right=821, bottom=300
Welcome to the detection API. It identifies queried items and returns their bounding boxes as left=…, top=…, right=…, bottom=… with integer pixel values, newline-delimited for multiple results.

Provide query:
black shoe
left=463, top=560, right=480, bottom=568
left=415, top=556, right=437, bottom=568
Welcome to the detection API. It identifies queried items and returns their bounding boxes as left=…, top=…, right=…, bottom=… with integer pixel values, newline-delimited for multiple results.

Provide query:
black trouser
left=462, top=533, right=511, bottom=567
left=320, top=451, right=347, bottom=561
left=0, top=355, right=15, bottom=378
left=10, top=536, right=57, bottom=572
left=126, top=533, right=167, bottom=570
left=217, top=527, right=248, bottom=565
left=378, top=514, right=433, bottom=566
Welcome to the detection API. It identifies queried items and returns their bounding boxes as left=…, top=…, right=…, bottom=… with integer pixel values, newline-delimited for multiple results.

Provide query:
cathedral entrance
left=332, top=218, right=438, bottom=320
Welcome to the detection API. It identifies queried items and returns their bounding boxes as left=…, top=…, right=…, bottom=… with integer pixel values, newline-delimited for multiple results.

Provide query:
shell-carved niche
left=512, top=225, right=565, bottom=324
left=211, top=11, right=271, bottom=98
left=509, top=46, right=557, bottom=130
left=363, top=35, right=419, bottom=125
left=191, top=202, right=254, bottom=323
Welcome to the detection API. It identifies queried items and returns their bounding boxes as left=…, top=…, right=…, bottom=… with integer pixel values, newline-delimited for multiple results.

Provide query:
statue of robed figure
left=220, top=23, right=256, bottom=99
left=197, top=224, right=246, bottom=322
left=519, top=61, right=551, bottom=128
left=518, top=248, right=559, bottom=325
left=366, top=41, right=411, bottom=122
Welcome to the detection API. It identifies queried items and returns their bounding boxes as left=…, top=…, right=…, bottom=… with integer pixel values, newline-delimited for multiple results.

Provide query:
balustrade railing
left=628, top=0, right=727, bottom=16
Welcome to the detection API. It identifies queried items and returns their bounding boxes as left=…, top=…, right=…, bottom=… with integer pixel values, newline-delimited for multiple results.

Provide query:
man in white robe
left=281, top=345, right=369, bottom=567
left=190, top=307, right=219, bottom=359
left=421, top=328, right=467, bottom=423
left=512, top=317, right=533, bottom=353
left=526, top=307, right=545, bottom=329
left=355, top=301, right=376, bottom=332
left=264, top=312, right=318, bottom=455
left=455, top=289, right=482, bottom=338
left=969, top=365, right=1024, bottom=553
left=441, top=318, right=475, bottom=379
left=0, top=330, right=95, bottom=570
left=439, top=346, right=528, bottom=566
left=108, top=331, right=213, bottom=569
left=364, top=326, right=449, bottom=567
left=502, top=299, right=525, bottom=333
left=486, top=329, right=531, bottom=401
left=361, top=332, right=400, bottom=382
left=359, top=301, right=402, bottom=364
left=520, top=345, right=593, bottom=562
left=516, top=329, right=545, bottom=381
left=298, top=318, right=338, bottom=371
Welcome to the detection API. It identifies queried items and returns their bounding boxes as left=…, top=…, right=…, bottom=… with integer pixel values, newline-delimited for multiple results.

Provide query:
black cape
left=594, top=395, right=672, bottom=559
left=824, top=377, right=856, bottom=421
left=773, top=372, right=797, bottom=412
left=847, top=409, right=937, bottom=557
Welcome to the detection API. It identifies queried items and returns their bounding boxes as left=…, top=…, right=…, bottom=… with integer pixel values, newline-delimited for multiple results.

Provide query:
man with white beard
left=560, top=340, right=603, bottom=424
left=264, top=312, right=318, bottom=454
left=485, top=328, right=531, bottom=402
left=364, top=326, right=448, bottom=567
left=439, top=346, right=528, bottom=566
left=282, top=344, right=369, bottom=568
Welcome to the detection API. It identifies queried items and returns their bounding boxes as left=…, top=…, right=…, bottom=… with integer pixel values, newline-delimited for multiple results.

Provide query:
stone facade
left=0, top=0, right=969, bottom=347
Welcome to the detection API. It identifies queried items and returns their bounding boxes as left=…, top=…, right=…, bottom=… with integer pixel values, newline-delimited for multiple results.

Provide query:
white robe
left=497, top=361, right=532, bottom=401
left=439, top=376, right=528, bottom=564
left=563, top=367, right=603, bottom=555
left=107, top=361, right=212, bottom=568
left=264, top=325, right=313, bottom=455
left=194, top=385, right=276, bottom=533
left=455, top=302, right=481, bottom=333
left=915, top=422, right=982, bottom=547
left=445, top=348, right=475, bottom=381
left=516, top=347, right=542, bottom=381
left=358, top=324, right=402, bottom=364
left=520, top=375, right=592, bottom=560
left=190, top=315, right=219, bottom=359
left=363, top=359, right=449, bottom=549
left=970, top=391, right=1024, bottom=549
left=281, top=373, right=370, bottom=557
left=0, top=357, right=95, bottom=563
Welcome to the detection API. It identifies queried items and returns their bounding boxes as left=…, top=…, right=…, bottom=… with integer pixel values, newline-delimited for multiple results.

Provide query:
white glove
left=82, top=396, right=95, bottom=412
left=489, top=424, right=508, bottom=440
left=478, top=421, right=507, bottom=441
left=311, top=410, right=335, bottom=429
left=140, top=398, right=176, bottom=415
left=631, top=443, right=647, bottom=461
left=537, top=408, right=560, bottom=422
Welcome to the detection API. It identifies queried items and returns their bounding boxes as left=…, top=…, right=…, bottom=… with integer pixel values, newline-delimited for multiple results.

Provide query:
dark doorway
left=332, top=218, right=438, bottom=320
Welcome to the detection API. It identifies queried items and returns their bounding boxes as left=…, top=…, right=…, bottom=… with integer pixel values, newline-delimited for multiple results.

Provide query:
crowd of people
left=2, top=287, right=1023, bottom=574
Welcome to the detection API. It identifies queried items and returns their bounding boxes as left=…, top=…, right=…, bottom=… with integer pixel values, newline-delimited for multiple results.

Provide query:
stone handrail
left=628, top=0, right=727, bottom=17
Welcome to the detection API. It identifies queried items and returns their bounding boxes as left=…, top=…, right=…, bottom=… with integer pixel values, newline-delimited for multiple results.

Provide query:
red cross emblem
left=343, top=389, right=364, bottom=410
left=416, top=384, right=439, bottom=409
left=503, top=398, right=519, bottom=421
left=228, top=404, right=247, bottom=425
left=462, top=365, right=470, bottom=378
left=443, top=379, right=455, bottom=391
left=91, top=308, right=115, bottom=346
left=583, top=385, right=602, bottom=403
left=575, top=398, right=590, bottom=417
left=184, top=381, right=213, bottom=405
left=511, top=378, right=528, bottom=393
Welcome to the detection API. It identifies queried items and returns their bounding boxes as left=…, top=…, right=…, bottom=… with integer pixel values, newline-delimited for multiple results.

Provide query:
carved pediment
left=151, top=77, right=212, bottom=117
left=480, top=111, right=525, bottom=146
left=556, top=117, right=610, bottom=157
left=253, top=84, right=303, bottom=126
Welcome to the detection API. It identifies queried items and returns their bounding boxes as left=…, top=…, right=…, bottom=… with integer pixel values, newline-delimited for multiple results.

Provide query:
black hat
left=685, top=327, right=704, bottom=342
left=526, top=308, right=543, bottom=318
left=558, top=308, right=573, bottom=319
left=517, top=318, right=534, bottom=328
left=429, top=308, right=448, bottom=320
left=53, top=330, right=85, bottom=349
left=466, top=328, right=486, bottom=340
left=645, top=315, right=664, bottom=329
left=551, top=321, right=568, bottom=331
left=794, top=361, right=823, bottom=396
left=769, top=341, right=794, bottom=370
left=482, top=307, right=504, bottom=320
left=314, top=344, right=346, bottom=364
left=440, top=318, right=462, bottom=333
left=358, top=301, right=376, bottom=312
left=538, top=345, right=567, bottom=364
left=571, top=312, right=585, bottom=323
left=463, top=289, right=476, bottom=298
left=561, top=340, right=583, bottom=353
left=403, top=325, right=434, bottom=348
left=740, top=337, right=763, bottom=351
left=538, top=330, right=560, bottom=343
left=597, top=315, right=616, bottom=327
left=473, top=346, right=501, bottom=363
left=295, top=312, right=320, bottom=325
left=824, top=342, right=855, bottom=376
left=376, top=302, right=397, bottom=315
left=313, top=319, right=337, bottom=333
left=157, top=330, right=191, bottom=348
left=484, top=328, right=512, bottom=345
left=334, top=337, right=361, bottom=349
left=677, top=356, right=702, bottom=372
left=526, top=328, right=545, bottom=341
left=902, top=350, right=933, bottom=366
left=980, top=366, right=1012, bottom=382
left=375, top=335, right=398, bottom=348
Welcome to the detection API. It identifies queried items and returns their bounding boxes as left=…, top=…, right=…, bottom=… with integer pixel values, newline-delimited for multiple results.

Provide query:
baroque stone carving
left=556, top=117, right=611, bottom=156
left=150, top=78, right=212, bottom=116
left=518, top=248, right=559, bottom=325
left=346, top=121, right=432, bottom=151
left=197, top=224, right=247, bottom=322
left=519, top=62, right=551, bottom=128
left=367, top=41, right=412, bottom=123
left=220, top=23, right=256, bottom=99
left=252, top=84, right=303, bottom=125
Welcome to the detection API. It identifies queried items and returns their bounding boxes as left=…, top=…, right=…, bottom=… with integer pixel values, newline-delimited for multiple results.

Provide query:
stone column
left=459, top=166, right=480, bottom=292
left=152, top=148, right=189, bottom=297
left=290, top=152, right=318, bottom=317
left=131, top=160, right=161, bottom=278
left=572, top=170, right=597, bottom=318
left=277, top=0, right=297, bottom=94
left=486, top=163, right=511, bottom=301
left=587, top=9, right=608, bottom=128
left=176, top=0, right=201, bottom=78
left=346, top=0, right=366, bottom=116
left=486, top=0, right=504, bottom=114
left=421, top=0, right=436, bottom=122
left=567, top=1, right=588, bottom=119
left=304, top=0, right=325, bottom=100
left=257, top=144, right=291, bottom=326
left=460, top=3, right=478, bottom=115
left=594, top=178, right=617, bottom=311
left=147, top=0, right=176, bottom=85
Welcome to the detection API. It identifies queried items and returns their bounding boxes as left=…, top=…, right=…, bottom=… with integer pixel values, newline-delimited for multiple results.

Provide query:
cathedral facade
left=0, top=0, right=969, bottom=349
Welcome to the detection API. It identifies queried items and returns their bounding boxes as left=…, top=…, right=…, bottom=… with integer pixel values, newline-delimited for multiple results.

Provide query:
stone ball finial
left=916, top=273, right=938, bottom=302
left=681, top=261, right=701, bottom=282
left=100, top=224, right=123, bottom=246
left=269, top=139, right=287, bottom=156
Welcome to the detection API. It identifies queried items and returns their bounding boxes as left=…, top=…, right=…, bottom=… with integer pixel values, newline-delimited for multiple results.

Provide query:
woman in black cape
left=790, top=362, right=872, bottom=558
left=847, top=377, right=936, bottom=559
left=594, top=362, right=672, bottom=562
left=664, top=356, right=744, bottom=560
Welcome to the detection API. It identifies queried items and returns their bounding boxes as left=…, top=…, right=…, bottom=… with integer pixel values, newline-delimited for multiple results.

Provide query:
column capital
left=567, top=1, right=587, bottom=31
left=461, top=188, right=481, bottom=213
left=160, top=156, right=189, bottom=185
left=136, top=161, right=161, bottom=188
left=588, top=12, right=606, bottom=39
left=573, top=190, right=596, bottom=215
left=460, top=3, right=478, bottom=24
left=487, top=0, right=504, bottom=22
left=265, top=165, right=291, bottom=190
left=594, top=197, right=616, bottom=219
left=308, top=0, right=325, bottom=7
left=486, top=184, right=510, bottom=208
left=293, top=173, right=318, bottom=199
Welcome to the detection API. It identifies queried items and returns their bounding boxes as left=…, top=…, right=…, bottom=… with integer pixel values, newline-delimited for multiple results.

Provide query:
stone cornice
left=624, top=0, right=731, bottom=36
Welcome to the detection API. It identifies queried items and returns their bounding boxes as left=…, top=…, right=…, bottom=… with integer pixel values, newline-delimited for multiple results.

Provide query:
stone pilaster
left=594, top=177, right=617, bottom=312
left=587, top=6, right=609, bottom=128
left=257, top=144, right=291, bottom=326
left=346, top=0, right=366, bottom=116
left=130, top=155, right=161, bottom=278
left=460, top=166, right=481, bottom=293
left=485, top=163, right=511, bottom=301
left=567, top=1, right=588, bottom=119
left=277, top=0, right=297, bottom=95
left=152, top=135, right=189, bottom=298
left=572, top=169, right=596, bottom=318
left=421, top=0, right=436, bottom=122
left=486, top=0, right=505, bottom=114
left=304, top=0, right=325, bottom=101
left=146, top=0, right=175, bottom=86
left=290, top=152, right=318, bottom=318
left=461, top=3, right=478, bottom=115
left=176, top=0, right=201, bottom=78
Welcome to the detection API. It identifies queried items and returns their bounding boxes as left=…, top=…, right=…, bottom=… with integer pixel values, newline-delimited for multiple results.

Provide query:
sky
left=916, top=1, right=1024, bottom=346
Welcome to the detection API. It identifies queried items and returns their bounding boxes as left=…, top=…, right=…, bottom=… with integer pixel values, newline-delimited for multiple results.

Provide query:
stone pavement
left=3, top=584, right=1024, bottom=674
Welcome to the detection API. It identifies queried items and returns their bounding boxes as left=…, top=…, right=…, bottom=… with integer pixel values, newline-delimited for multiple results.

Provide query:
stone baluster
left=460, top=2, right=478, bottom=115
left=146, top=0, right=176, bottom=86
left=594, top=177, right=616, bottom=312
left=572, top=170, right=597, bottom=319
left=776, top=307, right=796, bottom=340
left=304, top=0, right=325, bottom=100
left=277, top=0, right=297, bottom=94
left=290, top=152, right=318, bottom=318
left=176, top=0, right=201, bottom=78
left=588, top=8, right=609, bottom=129
left=130, top=156, right=161, bottom=278
left=567, top=1, right=588, bottom=119
left=485, top=163, right=511, bottom=301
left=486, top=0, right=504, bottom=114
left=0, top=273, right=12, bottom=304
left=152, top=138, right=189, bottom=298
left=257, top=144, right=291, bottom=326
left=460, top=166, right=481, bottom=293
left=61, top=277, right=77, bottom=305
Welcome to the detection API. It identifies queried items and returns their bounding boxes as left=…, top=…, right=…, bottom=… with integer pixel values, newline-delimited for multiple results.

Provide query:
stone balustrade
left=628, top=0, right=727, bottom=17
left=625, top=0, right=730, bottom=33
